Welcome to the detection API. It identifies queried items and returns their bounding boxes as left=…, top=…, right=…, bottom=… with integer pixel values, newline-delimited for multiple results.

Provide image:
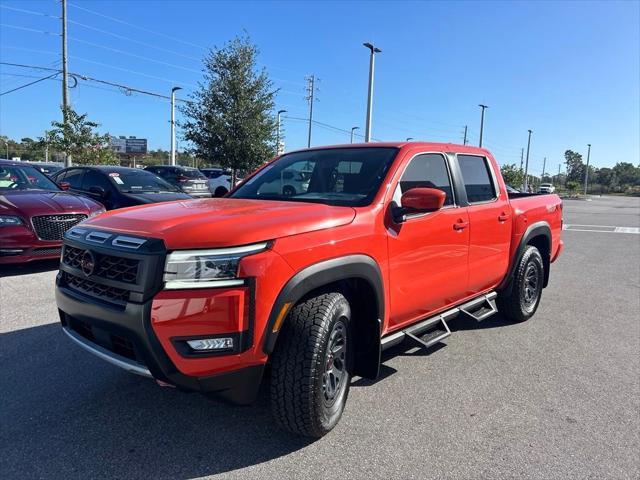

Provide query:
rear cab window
left=457, top=155, right=497, bottom=203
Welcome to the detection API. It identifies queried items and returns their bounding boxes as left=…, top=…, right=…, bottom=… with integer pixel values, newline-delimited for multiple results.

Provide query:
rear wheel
left=497, top=245, right=544, bottom=322
left=270, top=292, right=352, bottom=438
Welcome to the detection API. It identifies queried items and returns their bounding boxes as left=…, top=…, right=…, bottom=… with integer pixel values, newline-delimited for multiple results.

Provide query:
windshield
left=231, top=147, right=398, bottom=207
left=0, top=164, right=60, bottom=191
left=108, top=170, right=179, bottom=193
left=178, top=168, right=206, bottom=179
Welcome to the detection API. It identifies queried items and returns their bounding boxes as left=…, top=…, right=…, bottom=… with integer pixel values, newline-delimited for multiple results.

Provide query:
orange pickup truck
left=55, top=142, right=563, bottom=437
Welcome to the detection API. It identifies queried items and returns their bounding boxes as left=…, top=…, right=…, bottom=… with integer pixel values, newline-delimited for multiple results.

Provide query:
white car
left=200, top=168, right=232, bottom=197
left=538, top=183, right=555, bottom=194
left=257, top=168, right=311, bottom=197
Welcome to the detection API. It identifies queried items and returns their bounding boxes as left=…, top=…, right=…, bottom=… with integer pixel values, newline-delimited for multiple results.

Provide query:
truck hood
left=122, top=191, right=192, bottom=204
left=0, top=190, right=102, bottom=217
left=85, top=198, right=357, bottom=249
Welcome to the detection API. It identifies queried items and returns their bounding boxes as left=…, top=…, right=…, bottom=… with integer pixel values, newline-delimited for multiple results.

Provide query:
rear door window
left=457, top=155, right=497, bottom=203
left=396, top=153, right=454, bottom=206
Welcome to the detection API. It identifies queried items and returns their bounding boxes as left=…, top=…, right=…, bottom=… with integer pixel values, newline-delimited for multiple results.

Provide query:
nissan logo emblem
left=80, top=250, right=96, bottom=277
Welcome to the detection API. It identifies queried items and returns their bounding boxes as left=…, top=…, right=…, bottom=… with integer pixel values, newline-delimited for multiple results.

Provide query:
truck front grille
left=32, top=214, right=87, bottom=240
left=63, top=271, right=129, bottom=304
left=63, top=245, right=140, bottom=284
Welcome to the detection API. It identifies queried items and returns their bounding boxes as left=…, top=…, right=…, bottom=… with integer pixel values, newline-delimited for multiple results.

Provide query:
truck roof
left=288, top=141, right=492, bottom=157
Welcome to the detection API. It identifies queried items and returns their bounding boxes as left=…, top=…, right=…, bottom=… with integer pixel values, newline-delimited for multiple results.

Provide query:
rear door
left=386, top=152, right=470, bottom=330
left=457, top=154, right=512, bottom=293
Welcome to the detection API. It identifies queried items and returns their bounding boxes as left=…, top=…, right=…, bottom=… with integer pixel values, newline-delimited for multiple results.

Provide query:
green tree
left=564, top=149, right=584, bottom=183
left=181, top=36, right=278, bottom=183
left=500, top=163, right=524, bottom=188
left=612, top=162, right=640, bottom=186
left=44, top=106, right=118, bottom=165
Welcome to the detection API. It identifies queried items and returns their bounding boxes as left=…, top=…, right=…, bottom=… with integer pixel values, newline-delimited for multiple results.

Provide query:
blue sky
left=0, top=0, right=638, bottom=174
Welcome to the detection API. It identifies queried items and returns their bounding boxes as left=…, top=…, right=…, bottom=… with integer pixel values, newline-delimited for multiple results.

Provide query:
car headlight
left=163, top=242, right=269, bottom=290
left=0, top=215, right=23, bottom=226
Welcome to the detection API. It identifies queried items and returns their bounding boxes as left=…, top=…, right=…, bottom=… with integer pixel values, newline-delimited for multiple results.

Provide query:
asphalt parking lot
left=1, top=195, right=638, bottom=480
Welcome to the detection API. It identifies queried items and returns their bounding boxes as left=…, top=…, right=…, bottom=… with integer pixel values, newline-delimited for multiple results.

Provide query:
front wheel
left=497, top=245, right=544, bottom=322
left=270, top=292, right=352, bottom=438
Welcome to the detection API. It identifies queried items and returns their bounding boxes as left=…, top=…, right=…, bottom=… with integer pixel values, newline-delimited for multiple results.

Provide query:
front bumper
left=0, top=226, right=61, bottom=264
left=56, top=280, right=264, bottom=404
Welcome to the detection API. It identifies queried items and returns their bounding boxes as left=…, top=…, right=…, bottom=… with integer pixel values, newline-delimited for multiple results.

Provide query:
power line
left=68, top=36, right=202, bottom=74
left=67, top=1, right=208, bottom=50
left=0, top=23, right=59, bottom=36
left=0, top=72, right=59, bottom=96
left=0, top=4, right=59, bottom=19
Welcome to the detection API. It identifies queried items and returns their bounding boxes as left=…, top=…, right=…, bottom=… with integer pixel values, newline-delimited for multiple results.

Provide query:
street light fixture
left=276, top=109, right=287, bottom=155
left=363, top=42, right=381, bottom=143
left=170, top=86, right=182, bottom=166
left=523, top=129, right=533, bottom=192
left=350, top=126, right=360, bottom=143
left=478, top=104, right=488, bottom=147
left=584, top=143, right=591, bottom=196
left=406, top=137, right=414, bottom=142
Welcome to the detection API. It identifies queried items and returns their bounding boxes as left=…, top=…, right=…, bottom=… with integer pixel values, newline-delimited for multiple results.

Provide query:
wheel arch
left=263, top=254, right=384, bottom=379
left=499, top=221, right=551, bottom=295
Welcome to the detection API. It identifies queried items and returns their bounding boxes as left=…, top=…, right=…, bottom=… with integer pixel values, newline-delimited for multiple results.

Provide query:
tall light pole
left=350, top=126, right=359, bottom=143
left=478, top=104, right=488, bottom=147
left=542, top=156, right=546, bottom=179
left=463, top=125, right=468, bottom=145
left=170, top=86, right=182, bottom=166
left=363, top=42, right=381, bottom=143
left=1, top=139, right=8, bottom=159
left=276, top=109, right=286, bottom=155
left=523, top=129, right=532, bottom=191
left=61, top=0, right=71, bottom=167
left=584, top=143, right=591, bottom=196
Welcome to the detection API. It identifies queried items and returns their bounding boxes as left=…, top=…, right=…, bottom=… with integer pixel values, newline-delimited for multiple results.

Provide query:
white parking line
left=563, top=224, right=640, bottom=234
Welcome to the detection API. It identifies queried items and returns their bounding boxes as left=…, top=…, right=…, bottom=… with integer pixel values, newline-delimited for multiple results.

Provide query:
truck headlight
left=0, top=215, right=23, bottom=226
left=163, top=242, right=269, bottom=289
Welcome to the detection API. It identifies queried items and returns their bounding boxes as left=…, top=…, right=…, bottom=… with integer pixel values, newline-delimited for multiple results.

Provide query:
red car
left=55, top=143, right=563, bottom=437
left=0, top=160, right=105, bottom=264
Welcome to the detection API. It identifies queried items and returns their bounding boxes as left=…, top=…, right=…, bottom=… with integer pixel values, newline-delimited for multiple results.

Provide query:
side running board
left=380, top=292, right=498, bottom=352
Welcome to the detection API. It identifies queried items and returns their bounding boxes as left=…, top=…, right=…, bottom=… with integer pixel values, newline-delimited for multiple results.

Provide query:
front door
left=386, top=152, right=470, bottom=331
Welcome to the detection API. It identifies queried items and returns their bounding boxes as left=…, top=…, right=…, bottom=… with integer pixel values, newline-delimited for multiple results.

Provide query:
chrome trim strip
left=167, top=242, right=269, bottom=260
left=62, top=327, right=152, bottom=378
left=163, top=279, right=245, bottom=290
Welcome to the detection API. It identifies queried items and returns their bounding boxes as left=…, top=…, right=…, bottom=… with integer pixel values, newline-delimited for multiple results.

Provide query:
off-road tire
left=497, top=245, right=544, bottom=322
left=270, top=292, right=352, bottom=438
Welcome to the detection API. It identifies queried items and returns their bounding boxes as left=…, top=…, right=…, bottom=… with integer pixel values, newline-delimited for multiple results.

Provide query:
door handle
left=498, top=213, right=510, bottom=222
left=453, top=220, right=469, bottom=231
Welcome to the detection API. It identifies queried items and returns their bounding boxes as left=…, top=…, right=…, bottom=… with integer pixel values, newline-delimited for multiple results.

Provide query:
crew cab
left=55, top=143, right=563, bottom=437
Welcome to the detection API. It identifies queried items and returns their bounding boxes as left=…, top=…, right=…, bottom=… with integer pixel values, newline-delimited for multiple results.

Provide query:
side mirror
left=395, top=187, right=446, bottom=222
left=58, top=181, right=71, bottom=190
left=89, top=186, right=106, bottom=197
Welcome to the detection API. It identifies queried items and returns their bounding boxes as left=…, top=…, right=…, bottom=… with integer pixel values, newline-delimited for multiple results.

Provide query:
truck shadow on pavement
left=0, top=323, right=313, bottom=480
left=0, top=259, right=60, bottom=278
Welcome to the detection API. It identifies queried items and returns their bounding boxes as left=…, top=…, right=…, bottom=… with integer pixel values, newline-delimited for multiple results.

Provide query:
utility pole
left=584, top=143, right=591, bottom=196
left=557, top=163, right=561, bottom=186
left=363, top=42, right=381, bottom=143
left=523, top=129, right=532, bottom=192
left=276, top=109, right=286, bottom=155
left=170, top=86, right=181, bottom=166
left=478, top=104, right=488, bottom=147
left=542, top=157, right=546, bottom=179
left=61, top=0, right=71, bottom=167
left=463, top=125, right=468, bottom=145
left=350, top=126, right=359, bottom=143
left=305, top=75, right=317, bottom=148
left=519, top=148, right=524, bottom=172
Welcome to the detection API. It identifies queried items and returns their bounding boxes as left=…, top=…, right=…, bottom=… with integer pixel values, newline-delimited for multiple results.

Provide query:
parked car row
left=0, top=160, right=235, bottom=265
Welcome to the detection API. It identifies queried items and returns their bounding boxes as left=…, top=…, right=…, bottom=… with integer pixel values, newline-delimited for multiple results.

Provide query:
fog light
left=187, top=337, right=233, bottom=351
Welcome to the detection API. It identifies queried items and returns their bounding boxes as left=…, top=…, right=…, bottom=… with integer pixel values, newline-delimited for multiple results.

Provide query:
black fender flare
left=263, top=254, right=384, bottom=377
left=498, top=220, right=551, bottom=295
